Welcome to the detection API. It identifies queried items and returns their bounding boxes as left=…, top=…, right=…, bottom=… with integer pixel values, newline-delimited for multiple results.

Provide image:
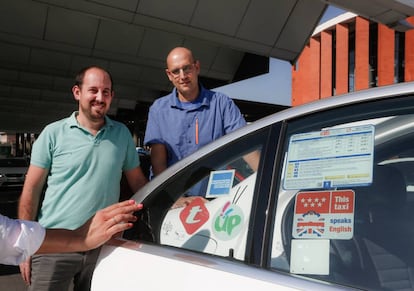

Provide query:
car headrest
left=356, top=165, right=406, bottom=221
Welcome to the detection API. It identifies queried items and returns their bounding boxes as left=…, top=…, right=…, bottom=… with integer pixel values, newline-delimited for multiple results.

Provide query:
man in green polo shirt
left=18, top=66, right=148, bottom=290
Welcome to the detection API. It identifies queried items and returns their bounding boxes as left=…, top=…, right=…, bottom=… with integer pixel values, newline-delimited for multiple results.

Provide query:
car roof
left=133, top=81, right=414, bottom=199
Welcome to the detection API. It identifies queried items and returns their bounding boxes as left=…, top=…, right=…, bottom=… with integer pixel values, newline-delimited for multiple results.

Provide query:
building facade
left=292, top=13, right=414, bottom=106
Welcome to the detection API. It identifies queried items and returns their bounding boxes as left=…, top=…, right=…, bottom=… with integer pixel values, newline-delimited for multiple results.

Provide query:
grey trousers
left=28, top=248, right=101, bottom=291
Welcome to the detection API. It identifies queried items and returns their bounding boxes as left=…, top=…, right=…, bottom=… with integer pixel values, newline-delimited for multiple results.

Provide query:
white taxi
left=92, top=81, right=414, bottom=291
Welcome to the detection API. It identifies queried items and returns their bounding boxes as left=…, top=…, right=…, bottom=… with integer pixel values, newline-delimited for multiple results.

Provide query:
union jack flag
left=296, top=210, right=325, bottom=237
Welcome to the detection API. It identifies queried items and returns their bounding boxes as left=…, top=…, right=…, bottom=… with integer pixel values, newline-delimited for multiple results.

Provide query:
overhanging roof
left=0, top=0, right=413, bottom=133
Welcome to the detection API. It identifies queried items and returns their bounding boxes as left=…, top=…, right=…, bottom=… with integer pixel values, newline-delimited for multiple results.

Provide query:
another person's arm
left=1, top=200, right=142, bottom=266
left=38, top=200, right=142, bottom=253
left=150, top=143, right=168, bottom=176
left=124, top=166, right=148, bottom=194
left=17, top=164, right=49, bottom=284
left=18, top=165, right=49, bottom=222
left=243, top=150, right=260, bottom=172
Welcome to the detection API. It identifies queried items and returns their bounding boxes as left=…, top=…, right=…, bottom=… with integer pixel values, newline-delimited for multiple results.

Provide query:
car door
left=92, top=119, right=353, bottom=290
left=269, top=93, right=414, bottom=290
left=93, top=85, right=414, bottom=291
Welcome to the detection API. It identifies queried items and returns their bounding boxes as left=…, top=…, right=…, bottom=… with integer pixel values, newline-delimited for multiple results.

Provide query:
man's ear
left=165, top=69, right=173, bottom=82
left=72, top=85, right=81, bottom=101
left=194, top=60, right=201, bottom=74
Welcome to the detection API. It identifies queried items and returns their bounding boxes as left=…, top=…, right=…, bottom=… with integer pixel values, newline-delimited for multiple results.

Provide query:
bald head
left=165, top=47, right=200, bottom=101
left=166, top=47, right=195, bottom=67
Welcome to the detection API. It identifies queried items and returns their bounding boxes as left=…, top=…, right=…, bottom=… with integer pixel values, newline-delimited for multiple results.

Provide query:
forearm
left=38, top=229, right=86, bottom=253
left=152, top=162, right=167, bottom=176
left=18, top=165, right=48, bottom=220
left=124, top=167, right=148, bottom=194
left=150, top=144, right=168, bottom=176
left=18, top=189, right=41, bottom=220
left=36, top=200, right=142, bottom=254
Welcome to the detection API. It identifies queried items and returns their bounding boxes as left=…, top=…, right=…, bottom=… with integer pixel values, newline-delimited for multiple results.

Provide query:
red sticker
left=179, top=197, right=210, bottom=234
left=330, top=190, right=354, bottom=213
left=293, top=190, right=355, bottom=239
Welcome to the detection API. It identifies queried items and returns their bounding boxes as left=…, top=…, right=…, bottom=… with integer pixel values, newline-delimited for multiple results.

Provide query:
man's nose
left=178, top=69, right=186, bottom=78
left=95, top=91, right=104, bottom=101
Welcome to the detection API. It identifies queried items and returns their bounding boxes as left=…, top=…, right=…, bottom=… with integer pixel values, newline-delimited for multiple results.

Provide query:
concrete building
left=292, top=13, right=414, bottom=106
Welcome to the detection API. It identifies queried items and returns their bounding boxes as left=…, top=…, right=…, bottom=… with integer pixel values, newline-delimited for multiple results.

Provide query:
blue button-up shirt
left=144, top=85, right=246, bottom=167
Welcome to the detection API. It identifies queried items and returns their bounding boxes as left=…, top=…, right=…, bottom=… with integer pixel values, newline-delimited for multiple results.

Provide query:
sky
left=215, top=6, right=345, bottom=106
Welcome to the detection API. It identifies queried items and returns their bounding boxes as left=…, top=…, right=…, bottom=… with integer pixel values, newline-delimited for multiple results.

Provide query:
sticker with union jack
left=292, top=190, right=354, bottom=239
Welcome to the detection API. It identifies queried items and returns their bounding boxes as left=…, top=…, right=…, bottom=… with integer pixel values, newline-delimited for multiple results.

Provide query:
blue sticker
left=206, top=170, right=235, bottom=198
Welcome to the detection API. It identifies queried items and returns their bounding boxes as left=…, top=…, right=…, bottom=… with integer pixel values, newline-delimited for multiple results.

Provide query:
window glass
left=126, top=128, right=268, bottom=261
left=270, top=96, right=414, bottom=290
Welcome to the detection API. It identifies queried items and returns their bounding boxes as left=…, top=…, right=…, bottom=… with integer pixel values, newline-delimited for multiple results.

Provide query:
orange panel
left=335, top=23, right=349, bottom=95
left=377, top=24, right=395, bottom=86
left=292, top=44, right=311, bottom=106
left=355, top=17, right=370, bottom=91
left=406, top=17, right=414, bottom=81
left=320, top=31, right=333, bottom=98
left=308, top=37, right=321, bottom=102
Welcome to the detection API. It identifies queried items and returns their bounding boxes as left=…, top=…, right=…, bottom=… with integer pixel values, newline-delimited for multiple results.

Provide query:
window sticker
left=292, top=190, right=355, bottom=239
left=179, top=197, right=210, bottom=235
left=283, top=125, right=374, bottom=190
left=290, top=239, right=330, bottom=275
left=206, top=170, right=235, bottom=198
left=212, top=201, right=244, bottom=240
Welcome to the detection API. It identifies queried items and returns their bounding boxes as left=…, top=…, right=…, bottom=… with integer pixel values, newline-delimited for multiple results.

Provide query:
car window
left=125, top=127, right=269, bottom=261
left=270, top=96, right=414, bottom=290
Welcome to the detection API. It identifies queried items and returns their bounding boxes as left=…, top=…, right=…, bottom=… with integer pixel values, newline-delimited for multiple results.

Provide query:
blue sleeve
left=222, top=95, right=247, bottom=134
left=144, top=103, right=164, bottom=146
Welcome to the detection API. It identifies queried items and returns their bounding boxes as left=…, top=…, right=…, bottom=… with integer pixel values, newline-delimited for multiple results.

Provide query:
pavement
left=0, top=266, right=26, bottom=291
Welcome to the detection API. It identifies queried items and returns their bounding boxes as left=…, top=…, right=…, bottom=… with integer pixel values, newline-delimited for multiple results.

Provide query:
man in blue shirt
left=144, top=47, right=246, bottom=177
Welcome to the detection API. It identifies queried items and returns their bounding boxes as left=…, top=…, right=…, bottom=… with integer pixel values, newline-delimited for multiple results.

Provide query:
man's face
left=166, top=52, right=200, bottom=100
left=72, top=68, right=113, bottom=121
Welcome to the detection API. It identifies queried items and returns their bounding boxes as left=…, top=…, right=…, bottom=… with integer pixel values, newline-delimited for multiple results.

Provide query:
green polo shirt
left=31, top=112, right=139, bottom=229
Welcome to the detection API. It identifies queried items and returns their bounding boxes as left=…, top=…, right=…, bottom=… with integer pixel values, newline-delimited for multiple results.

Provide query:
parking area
left=0, top=266, right=25, bottom=291
left=0, top=188, right=20, bottom=216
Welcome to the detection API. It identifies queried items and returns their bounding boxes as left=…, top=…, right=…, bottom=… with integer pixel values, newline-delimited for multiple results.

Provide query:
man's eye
left=171, top=69, right=180, bottom=75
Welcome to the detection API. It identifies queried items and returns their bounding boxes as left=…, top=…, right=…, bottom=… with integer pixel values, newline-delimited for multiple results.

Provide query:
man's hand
left=18, top=200, right=143, bottom=285
left=77, top=200, right=143, bottom=250
left=171, top=196, right=208, bottom=209
left=19, top=258, right=31, bottom=286
left=37, top=200, right=144, bottom=254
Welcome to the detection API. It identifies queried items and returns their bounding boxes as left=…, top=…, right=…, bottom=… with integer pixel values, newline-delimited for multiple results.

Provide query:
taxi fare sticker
left=292, top=190, right=354, bottom=239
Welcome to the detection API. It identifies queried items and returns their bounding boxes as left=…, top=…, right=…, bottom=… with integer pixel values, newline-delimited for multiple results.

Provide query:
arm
left=18, top=164, right=48, bottom=221
left=17, top=164, right=48, bottom=285
left=150, top=143, right=168, bottom=176
left=1, top=201, right=143, bottom=265
left=243, top=150, right=260, bottom=172
left=124, top=167, right=148, bottom=194
left=38, top=200, right=142, bottom=253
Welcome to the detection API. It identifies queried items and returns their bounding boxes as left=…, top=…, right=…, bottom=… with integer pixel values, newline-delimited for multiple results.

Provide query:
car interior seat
left=282, top=164, right=413, bottom=290
left=346, top=164, right=413, bottom=290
